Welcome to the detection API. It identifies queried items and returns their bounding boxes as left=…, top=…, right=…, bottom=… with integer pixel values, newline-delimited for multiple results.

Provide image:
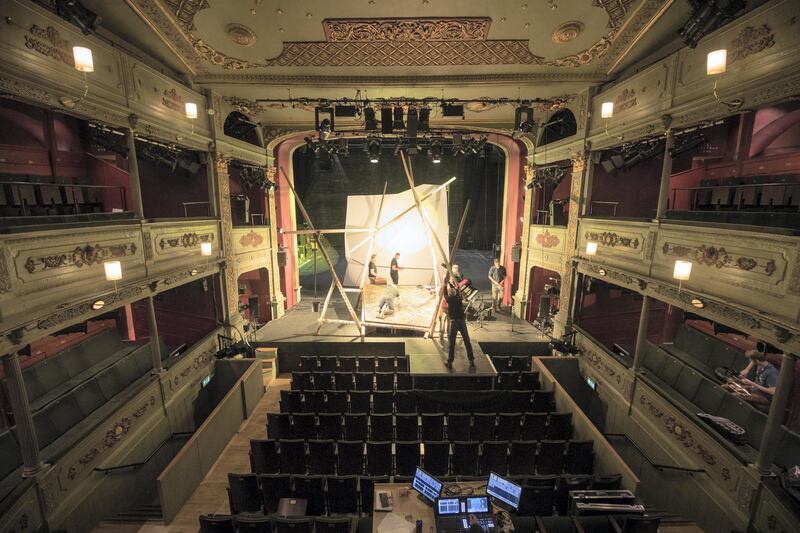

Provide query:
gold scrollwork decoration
left=24, top=243, right=138, bottom=274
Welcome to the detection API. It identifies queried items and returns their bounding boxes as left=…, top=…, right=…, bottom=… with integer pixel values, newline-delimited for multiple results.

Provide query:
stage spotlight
left=452, top=134, right=466, bottom=156
left=418, top=108, right=431, bottom=132
left=430, top=138, right=444, bottom=163
left=304, top=136, right=320, bottom=155
left=364, top=107, right=378, bottom=130
left=442, top=103, right=464, bottom=118
left=393, top=107, right=405, bottom=130
left=315, top=107, right=334, bottom=140
left=678, top=0, right=746, bottom=48
left=515, top=106, right=535, bottom=133
left=55, top=0, right=98, bottom=34
left=381, top=108, right=393, bottom=134
left=367, top=136, right=381, bottom=164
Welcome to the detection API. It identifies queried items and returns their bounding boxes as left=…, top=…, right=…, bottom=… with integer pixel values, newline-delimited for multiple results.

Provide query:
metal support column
left=1, top=353, right=45, bottom=476
left=655, top=129, right=675, bottom=219
left=755, top=353, right=796, bottom=472
left=125, top=129, right=145, bottom=218
left=632, top=296, right=652, bottom=371
left=146, top=297, right=163, bottom=373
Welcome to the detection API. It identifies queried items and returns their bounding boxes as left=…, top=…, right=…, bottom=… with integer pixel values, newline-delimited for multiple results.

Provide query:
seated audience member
left=738, top=349, right=760, bottom=380
left=740, top=352, right=779, bottom=398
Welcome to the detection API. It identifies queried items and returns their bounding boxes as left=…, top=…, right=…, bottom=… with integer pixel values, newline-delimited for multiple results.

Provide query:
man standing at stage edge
left=488, top=258, right=507, bottom=311
left=444, top=280, right=475, bottom=369
left=390, top=252, right=403, bottom=285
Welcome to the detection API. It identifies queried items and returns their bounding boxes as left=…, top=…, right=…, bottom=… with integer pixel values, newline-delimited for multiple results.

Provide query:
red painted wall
left=238, top=268, right=272, bottom=323
left=274, top=138, right=305, bottom=309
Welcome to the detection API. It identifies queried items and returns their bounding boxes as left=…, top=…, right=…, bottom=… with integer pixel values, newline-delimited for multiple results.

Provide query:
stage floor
left=255, top=297, right=548, bottom=344
left=406, top=338, right=496, bottom=377
left=361, top=284, right=438, bottom=330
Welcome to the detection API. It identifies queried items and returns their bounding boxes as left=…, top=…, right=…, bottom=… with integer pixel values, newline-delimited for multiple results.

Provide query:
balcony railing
left=0, top=181, right=128, bottom=217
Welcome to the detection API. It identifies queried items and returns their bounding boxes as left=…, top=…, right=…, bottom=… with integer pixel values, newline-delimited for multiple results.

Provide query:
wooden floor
left=92, top=372, right=286, bottom=533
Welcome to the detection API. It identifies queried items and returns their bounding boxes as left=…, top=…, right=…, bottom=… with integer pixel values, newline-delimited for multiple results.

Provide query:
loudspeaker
left=277, top=249, right=287, bottom=267
left=406, top=107, right=418, bottom=138
left=511, top=245, right=522, bottom=262
left=381, top=108, right=393, bottom=134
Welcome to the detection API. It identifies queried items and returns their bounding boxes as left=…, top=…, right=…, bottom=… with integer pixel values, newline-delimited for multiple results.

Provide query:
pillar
left=146, top=297, right=163, bottom=373
left=755, top=353, right=797, bottom=472
left=553, top=151, right=588, bottom=338
left=266, top=166, right=286, bottom=318
left=1, top=353, right=45, bottom=476
left=632, top=296, right=652, bottom=371
left=212, top=155, right=240, bottom=328
left=125, top=128, right=145, bottom=218
left=514, top=161, right=535, bottom=319
left=655, top=129, right=675, bottom=219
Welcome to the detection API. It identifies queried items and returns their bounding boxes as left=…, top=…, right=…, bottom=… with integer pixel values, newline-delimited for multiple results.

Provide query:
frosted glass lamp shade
left=200, top=242, right=213, bottom=256
left=673, top=260, right=692, bottom=281
left=707, top=50, right=727, bottom=75
left=601, top=102, right=614, bottom=119
left=586, top=242, right=598, bottom=256
left=104, top=260, right=122, bottom=281
left=185, top=102, right=198, bottom=119
left=73, top=46, right=94, bottom=72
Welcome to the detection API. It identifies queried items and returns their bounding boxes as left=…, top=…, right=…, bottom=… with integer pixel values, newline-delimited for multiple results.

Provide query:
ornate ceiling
left=106, top=0, right=686, bottom=82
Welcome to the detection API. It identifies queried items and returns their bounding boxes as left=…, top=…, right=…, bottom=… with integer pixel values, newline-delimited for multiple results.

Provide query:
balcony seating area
left=196, top=354, right=630, bottom=531
left=0, top=330, right=169, bottom=501
left=639, top=325, right=800, bottom=469
left=0, top=175, right=133, bottom=230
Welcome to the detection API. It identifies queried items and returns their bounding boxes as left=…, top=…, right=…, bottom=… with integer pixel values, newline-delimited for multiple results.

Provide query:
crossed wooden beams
left=279, top=154, right=469, bottom=338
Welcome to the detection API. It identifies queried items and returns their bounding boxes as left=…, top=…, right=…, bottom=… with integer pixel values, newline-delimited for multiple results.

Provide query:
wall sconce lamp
left=61, top=46, right=94, bottom=108
left=600, top=101, right=623, bottom=141
left=673, top=259, right=692, bottom=293
left=200, top=242, right=213, bottom=256
left=586, top=241, right=598, bottom=256
left=104, top=260, right=122, bottom=295
left=185, top=102, right=198, bottom=134
left=706, top=49, right=742, bottom=110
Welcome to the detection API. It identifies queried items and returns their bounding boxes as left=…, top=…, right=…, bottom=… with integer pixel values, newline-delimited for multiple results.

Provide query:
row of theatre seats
left=249, top=437, right=590, bottom=478
left=0, top=331, right=168, bottom=500
left=290, top=370, right=540, bottom=393
left=640, top=323, right=800, bottom=467
left=693, top=175, right=800, bottom=211
left=0, top=176, right=108, bottom=217
left=279, top=386, right=551, bottom=415
left=222, top=471, right=622, bottom=519
left=293, top=354, right=532, bottom=373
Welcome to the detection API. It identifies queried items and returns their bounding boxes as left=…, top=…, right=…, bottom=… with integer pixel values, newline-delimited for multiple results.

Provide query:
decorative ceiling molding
left=322, top=17, right=492, bottom=42
left=552, top=21, right=585, bottom=43
left=595, top=0, right=673, bottom=72
left=592, top=0, right=636, bottom=30
left=225, top=23, right=257, bottom=47
left=197, top=72, right=608, bottom=86
left=163, top=0, right=209, bottom=32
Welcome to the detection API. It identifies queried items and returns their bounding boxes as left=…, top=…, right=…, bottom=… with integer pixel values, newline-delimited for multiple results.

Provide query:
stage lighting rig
left=53, top=0, right=99, bottom=34
left=315, top=107, right=334, bottom=140
left=366, top=136, right=381, bottom=164
left=364, top=107, right=378, bottom=131
left=515, top=106, right=536, bottom=134
left=393, top=107, right=405, bottom=130
left=532, top=165, right=566, bottom=188
left=418, top=108, right=431, bottom=132
left=678, top=0, right=746, bottom=48
left=430, top=137, right=444, bottom=163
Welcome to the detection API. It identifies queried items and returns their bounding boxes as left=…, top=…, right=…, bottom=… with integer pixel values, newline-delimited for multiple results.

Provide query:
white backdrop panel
left=343, top=185, right=449, bottom=286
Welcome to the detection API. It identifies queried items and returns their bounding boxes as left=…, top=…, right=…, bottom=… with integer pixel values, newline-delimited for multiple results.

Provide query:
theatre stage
left=361, top=284, right=438, bottom=330
left=253, top=297, right=550, bottom=381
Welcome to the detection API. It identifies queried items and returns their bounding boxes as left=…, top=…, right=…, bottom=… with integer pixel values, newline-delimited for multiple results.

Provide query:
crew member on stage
left=739, top=351, right=779, bottom=398
left=488, top=258, right=507, bottom=311
left=451, top=264, right=463, bottom=283
left=437, top=289, right=450, bottom=341
left=444, top=280, right=475, bottom=368
left=368, top=254, right=378, bottom=284
left=390, top=252, right=403, bottom=285
left=377, top=283, right=400, bottom=319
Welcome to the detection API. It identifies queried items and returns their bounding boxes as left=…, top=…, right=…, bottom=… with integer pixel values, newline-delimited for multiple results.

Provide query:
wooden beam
left=279, top=166, right=363, bottom=331
left=358, top=182, right=389, bottom=289
left=284, top=228, right=373, bottom=235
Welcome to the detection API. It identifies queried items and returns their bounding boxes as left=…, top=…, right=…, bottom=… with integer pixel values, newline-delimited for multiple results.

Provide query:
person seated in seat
left=739, top=351, right=779, bottom=399
left=377, top=283, right=400, bottom=319
left=738, top=349, right=760, bottom=380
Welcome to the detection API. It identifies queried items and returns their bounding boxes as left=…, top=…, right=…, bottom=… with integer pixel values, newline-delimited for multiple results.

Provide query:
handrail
left=94, top=432, right=193, bottom=473
left=604, top=433, right=707, bottom=475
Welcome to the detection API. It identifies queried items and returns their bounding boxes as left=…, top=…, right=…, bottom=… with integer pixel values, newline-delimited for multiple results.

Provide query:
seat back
left=199, top=514, right=235, bottom=533
left=326, top=477, right=358, bottom=514
left=308, top=440, right=336, bottom=475
left=227, top=473, right=261, bottom=514
left=421, top=413, right=445, bottom=441
left=496, top=413, right=522, bottom=441
left=537, top=440, right=565, bottom=475
left=274, top=517, right=313, bottom=533
left=447, top=413, right=471, bottom=441
left=317, top=413, right=343, bottom=441
left=565, top=440, right=594, bottom=475
left=366, top=440, right=392, bottom=476
left=234, top=515, right=271, bottom=533
left=451, top=441, right=480, bottom=476
left=315, top=517, right=353, bottom=533
left=279, top=439, right=306, bottom=474
left=395, top=440, right=422, bottom=476
left=546, top=412, right=573, bottom=440
left=422, top=440, right=450, bottom=476
left=360, top=476, right=390, bottom=515
left=344, top=413, right=369, bottom=441
left=251, top=439, right=280, bottom=474
left=349, top=390, right=371, bottom=414
left=395, top=413, right=419, bottom=441
left=293, top=475, right=326, bottom=516
left=481, top=441, right=508, bottom=475
left=336, top=441, right=364, bottom=475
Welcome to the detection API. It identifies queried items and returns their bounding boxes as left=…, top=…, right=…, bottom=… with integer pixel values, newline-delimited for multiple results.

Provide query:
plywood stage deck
left=361, top=284, right=439, bottom=330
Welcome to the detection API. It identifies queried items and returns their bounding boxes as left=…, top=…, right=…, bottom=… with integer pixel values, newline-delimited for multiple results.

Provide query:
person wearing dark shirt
left=444, top=282, right=475, bottom=368
left=368, top=254, right=378, bottom=284
left=488, top=258, right=507, bottom=311
left=741, top=352, right=779, bottom=397
left=390, top=252, right=403, bottom=285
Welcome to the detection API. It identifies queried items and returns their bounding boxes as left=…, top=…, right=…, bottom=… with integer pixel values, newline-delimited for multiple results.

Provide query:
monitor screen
left=437, top=498, right=461, bottom=515
left=487, top=472, right=522, bottom=510
left=412, top=467, right=443, bottom=504
left=466, top=497, right=489, bottom=513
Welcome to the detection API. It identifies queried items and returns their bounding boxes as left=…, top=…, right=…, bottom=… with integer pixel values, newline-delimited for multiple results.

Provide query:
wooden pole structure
left=427, top=200, right=471, bottom=337
left=399, top=152, right=450, bottom=264
left=315, top=281, right=336, bottom=334
left=285, top=228, right=374, bottom=235
left=279, top=166, right=363, bottom=331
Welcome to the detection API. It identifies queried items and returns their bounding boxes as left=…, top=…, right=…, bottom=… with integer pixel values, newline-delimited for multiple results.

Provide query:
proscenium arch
left=268, top=128, right=532, bottom=309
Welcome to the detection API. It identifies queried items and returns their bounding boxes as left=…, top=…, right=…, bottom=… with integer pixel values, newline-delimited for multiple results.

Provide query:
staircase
left=100, top=500, right=163, bottom=525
